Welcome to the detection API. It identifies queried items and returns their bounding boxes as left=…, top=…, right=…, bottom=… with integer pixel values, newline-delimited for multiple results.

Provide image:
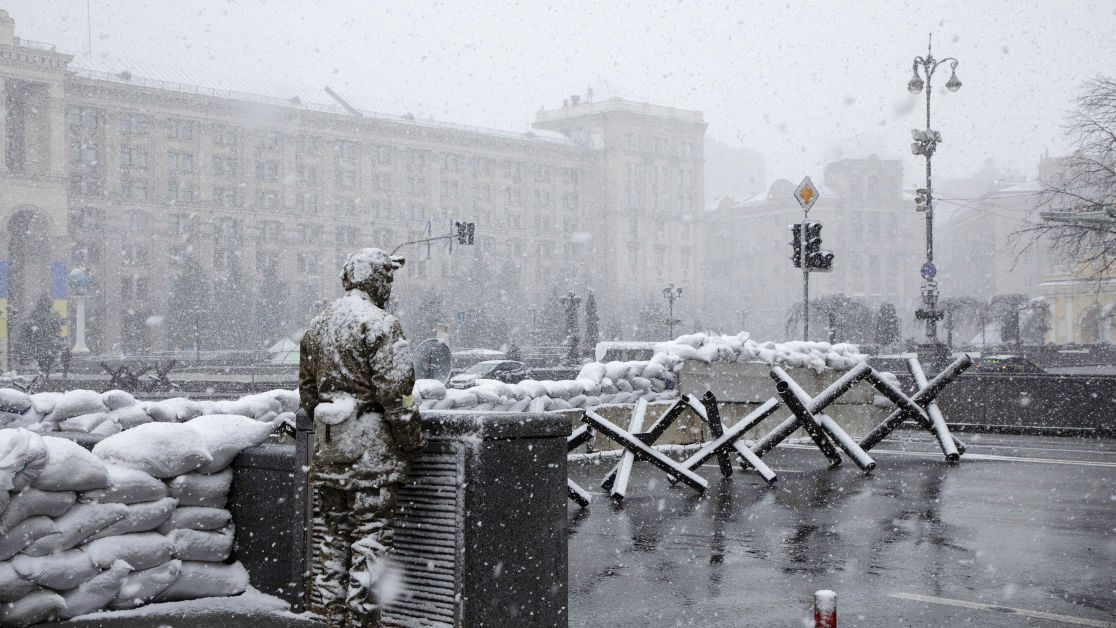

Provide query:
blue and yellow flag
left=51, top=261, right=68, bottom=337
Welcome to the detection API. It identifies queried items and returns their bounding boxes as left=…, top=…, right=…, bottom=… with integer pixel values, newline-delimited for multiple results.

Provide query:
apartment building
left=0, top=10, right=705, bottom=355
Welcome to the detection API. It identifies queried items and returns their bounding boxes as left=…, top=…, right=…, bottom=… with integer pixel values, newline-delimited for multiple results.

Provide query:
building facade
left=0, top=10, right=705, bottom=358
left=704, top=157, right=923, bottom=342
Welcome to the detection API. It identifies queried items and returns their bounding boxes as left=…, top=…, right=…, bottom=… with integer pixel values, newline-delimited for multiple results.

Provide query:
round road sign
left=920, top=261, right=937, bottom=281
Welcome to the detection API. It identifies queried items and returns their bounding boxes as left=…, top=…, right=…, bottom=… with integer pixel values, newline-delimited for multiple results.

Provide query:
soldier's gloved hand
left=385, top=396, right=426, bottom=454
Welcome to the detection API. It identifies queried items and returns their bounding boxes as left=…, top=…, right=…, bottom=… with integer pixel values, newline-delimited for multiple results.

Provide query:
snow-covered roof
left=67, top=54, right=578, bottom=147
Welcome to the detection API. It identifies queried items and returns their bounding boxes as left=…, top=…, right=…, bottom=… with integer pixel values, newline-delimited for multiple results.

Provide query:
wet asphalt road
left=568, top=432, right=1116, bottom=627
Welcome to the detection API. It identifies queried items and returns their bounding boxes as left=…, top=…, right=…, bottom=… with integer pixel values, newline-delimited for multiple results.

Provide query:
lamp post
left=67, top=267, right=93, bottom=355
left=907, top=34, right=961, bottom=348
left=662, top=283, right=682, bottom=339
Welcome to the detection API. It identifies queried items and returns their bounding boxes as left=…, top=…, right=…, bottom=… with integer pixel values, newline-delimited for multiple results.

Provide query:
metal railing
left=12, top=37, right=57, bottom=52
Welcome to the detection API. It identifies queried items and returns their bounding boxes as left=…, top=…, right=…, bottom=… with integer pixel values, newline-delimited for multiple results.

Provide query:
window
left=256, top=130, right=281, bottom=149
left=335, top=167, right=356, bottom=188
left=441, top=152, right=462, bottom=173
left=120, top=113, right=148, bottom=135
left=256, top=249, right=279, bottom=273
left=166, top=118, right=194, bottom=140
left=334, top=140, right=357, bottom=161
left=628, top=243, right=639, bottom=266
left=255, top=190, right=280, bottom=210
left=166, top=180, right=194, bottom=204
left=213, top=156, right=238, bottom=178
left=120, top=146, right=147, bottom=170
left=120, top=178, right=147, bottom=201
left=213, top=186, right=239, bottom=208
left=66, top=106, right=99, bottom=130
left=168, top=151, right=193, bottom=175
left=121, top=244, right=149, bottom=267
left=297, top=164, right=318, bottom=185
left=213, top=124, right=240, bottom=145
left=296, top=192, right=318, bottom=213
left=407, top=176, right=426, bottom=196
left=370, top=144, right=394, bottom=166
left=504, top=160, right=523, bottom=181
left=256, top=221, right=283, bottom=243
left=334, top=197, right=356, bottom=217
left=256, top=160, right=279, bottom=182
left=406, top=149, right=426, bottom=172
left=376, top=174, right=392, bottom=193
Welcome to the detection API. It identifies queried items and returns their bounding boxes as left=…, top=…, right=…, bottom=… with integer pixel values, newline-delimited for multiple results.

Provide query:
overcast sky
left=7, top=0, right=1116, bottom=187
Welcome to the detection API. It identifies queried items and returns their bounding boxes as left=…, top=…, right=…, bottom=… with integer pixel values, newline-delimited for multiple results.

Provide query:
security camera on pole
left=789, top=177, right=834, bottom=340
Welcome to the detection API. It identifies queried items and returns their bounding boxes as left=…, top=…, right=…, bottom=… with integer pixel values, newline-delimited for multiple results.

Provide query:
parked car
left=972, top=354, right=1045, bottom=374
left=447, top=360, right=528, bottom=389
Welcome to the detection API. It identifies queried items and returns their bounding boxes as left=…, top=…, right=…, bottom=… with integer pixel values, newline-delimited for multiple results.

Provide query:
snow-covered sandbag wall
left=0, top=405, right=276, bottom=625
left=412, top=333, right=868, bottom=413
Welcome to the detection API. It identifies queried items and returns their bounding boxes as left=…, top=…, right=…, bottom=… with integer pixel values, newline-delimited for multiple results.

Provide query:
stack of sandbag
left=0, top=388, right=298, bottom=437
left=0, top=413, right=274, bottom=625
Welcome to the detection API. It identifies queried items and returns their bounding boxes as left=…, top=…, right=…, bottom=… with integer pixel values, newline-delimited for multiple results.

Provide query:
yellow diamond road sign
left=795, top=176, right=819, bottom=212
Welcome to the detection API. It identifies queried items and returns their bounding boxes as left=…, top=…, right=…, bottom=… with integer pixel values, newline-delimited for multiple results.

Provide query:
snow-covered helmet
left=340, top=248, right=405, bottom=305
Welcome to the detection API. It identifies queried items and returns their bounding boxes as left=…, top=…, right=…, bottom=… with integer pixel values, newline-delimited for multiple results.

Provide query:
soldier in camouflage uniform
left=299, top=248, right=425, bottom=627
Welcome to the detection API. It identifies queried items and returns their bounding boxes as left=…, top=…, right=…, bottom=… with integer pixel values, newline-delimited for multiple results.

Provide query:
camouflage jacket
left=299, top=291, right=423, bottom=455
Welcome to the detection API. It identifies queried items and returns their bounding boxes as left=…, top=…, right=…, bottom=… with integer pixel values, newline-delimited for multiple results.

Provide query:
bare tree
left=1021, top=77, right=1116, bottom=275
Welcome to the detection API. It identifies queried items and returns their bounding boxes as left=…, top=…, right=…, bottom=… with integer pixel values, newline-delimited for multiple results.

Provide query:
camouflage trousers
left=308, top=468, right=402, bottom=627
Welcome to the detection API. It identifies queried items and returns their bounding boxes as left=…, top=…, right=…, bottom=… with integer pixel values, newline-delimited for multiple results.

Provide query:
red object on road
left=815, top=589, right=837, bottom=628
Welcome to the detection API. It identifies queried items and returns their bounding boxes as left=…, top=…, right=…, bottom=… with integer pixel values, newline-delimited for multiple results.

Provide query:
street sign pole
left=802, top=209, right=809, bottom=341
left=794, top=177, right=819, bottom=341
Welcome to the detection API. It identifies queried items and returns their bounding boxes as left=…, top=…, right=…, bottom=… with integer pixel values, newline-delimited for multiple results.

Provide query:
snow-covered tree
left=874, top=302, right=900, bottom=348
left=166, top=255, right=210, bottom=352
left=584, top=291, right=600, bottom=354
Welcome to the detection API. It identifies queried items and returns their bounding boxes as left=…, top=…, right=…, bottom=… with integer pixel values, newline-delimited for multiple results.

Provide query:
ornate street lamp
left=662, top=283, right=682, bottom=339
left=908, top=34, right=961, bottom=348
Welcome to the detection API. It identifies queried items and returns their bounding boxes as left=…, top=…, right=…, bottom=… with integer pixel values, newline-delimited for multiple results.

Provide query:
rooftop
left=535, top=96, right=704, bottom=125
left=64, top=53, right=578, bottom=147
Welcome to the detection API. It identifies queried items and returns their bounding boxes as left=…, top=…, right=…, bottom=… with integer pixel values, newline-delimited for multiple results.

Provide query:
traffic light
left=454, top=221, right=476, bottom=245
left=804, top=222, right=834, bottom=272
left=915, top=188, right=929, bottom=212
left=789, top=224, right=802, bottom=268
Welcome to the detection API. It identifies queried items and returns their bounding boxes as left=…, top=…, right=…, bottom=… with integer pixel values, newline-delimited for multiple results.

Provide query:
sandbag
left=80, top=464, right=168, bottom=505
left=168, top=526, right=234, bottom=562
left=88, top=497, right=178, bottom=540
left=92, top=423, right=212, bottom=478
left=32, top=437, right=110, bottom=491
left=0, top=562, right=34, bottom=604
left=0, top=589, right=66, bottom=627
left=0, top=429, right=47, bottom=493
left=58, top=559, right=133, bottom=619
left=58, top=412, right=111, bottom=433
left=106, top=406, right=152, bottom=429
left=166, top=467, right=233, bottom=508
left=185, top=414, right=274, bottom=473
left=44, top=390, right=107, bottom=424
left=89, top=418, right=121, bottom=437
left=22, top=502, right=128, bottom=556
left=156, top=506, right=231, bottom=534
left=110, top=559, right=182, bottom=610
left=12, top=550, right=97, bottom=590
left=154, top=561, right=248, bottom=602
left=81, top=532, right=174, bottom=572
left=0, top=488, right=75, bottom=534
left=145, top=398, right=203, bottom=423
left=100, top=390, right=136, bottom=411
left=0, top=390, right=31, bottom=415
left=0, top=517, right=61, bottom=561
